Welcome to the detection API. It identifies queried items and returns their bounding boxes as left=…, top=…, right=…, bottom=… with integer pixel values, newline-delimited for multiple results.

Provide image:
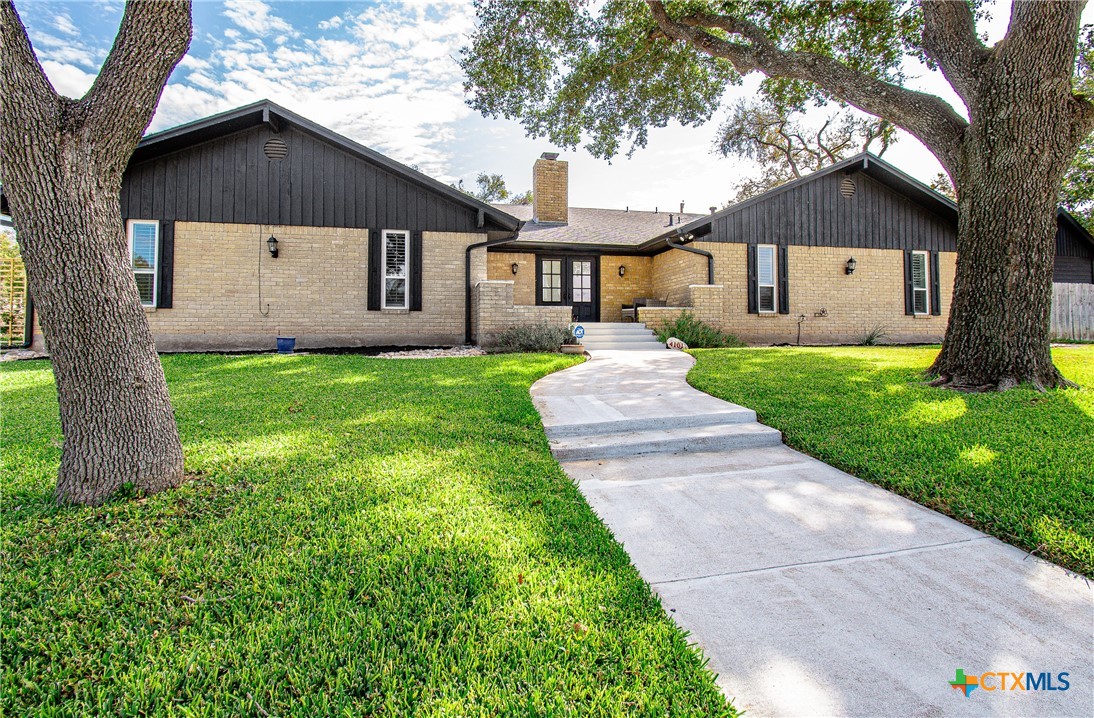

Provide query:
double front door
left=537, top=255, right=599, bottom=323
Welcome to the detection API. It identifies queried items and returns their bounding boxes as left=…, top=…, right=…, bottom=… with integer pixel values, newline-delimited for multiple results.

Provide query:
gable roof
left=643, top=152, right=956, bottom=249
left=1057, top=208, right=1094, bottom=249
left=491, top=204, right=705, bottom=252
left=131, top=100, right=522, bottom=232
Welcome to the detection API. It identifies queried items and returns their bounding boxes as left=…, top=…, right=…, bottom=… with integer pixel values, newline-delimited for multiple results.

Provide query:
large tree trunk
left=930, top=6, right=1086, bottom=391
left=0, top=1, right=192, bottom=504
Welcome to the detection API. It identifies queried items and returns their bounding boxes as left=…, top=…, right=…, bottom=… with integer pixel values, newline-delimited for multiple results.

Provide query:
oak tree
left=0, top=1, right=192, bottom=504
left=462, top=0, right=1094, bottom=389
left=719, top=100, right=895, bottom=201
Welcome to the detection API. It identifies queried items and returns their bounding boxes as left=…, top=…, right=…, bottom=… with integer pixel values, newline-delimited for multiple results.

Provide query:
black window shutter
left=410, top=230, right=423, bottom=311
left=903, top=250, right=914, bottom=316
left=157, top=221, right=174, bottom=308
left=778, top=244, right=789, bottom=314
left=747, top=244, right=758, bottom=314
left=930, top=251, right=941, bottom=315
left=367, top=228, right=381, bottom=311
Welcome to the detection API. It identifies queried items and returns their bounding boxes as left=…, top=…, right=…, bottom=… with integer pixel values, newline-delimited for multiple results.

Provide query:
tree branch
left=647, top=0, right=968, bottom=174
left=920, top=0, right=989, bottom=108
left=82, top=0, right=192, bottom=170
left=0, top=1, right=59, bottom=114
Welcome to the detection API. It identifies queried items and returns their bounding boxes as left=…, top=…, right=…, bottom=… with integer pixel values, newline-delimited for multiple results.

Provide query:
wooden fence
left=1, top=256, right=28, bottom=348
left=1052, top=282, right=1094, bottom=341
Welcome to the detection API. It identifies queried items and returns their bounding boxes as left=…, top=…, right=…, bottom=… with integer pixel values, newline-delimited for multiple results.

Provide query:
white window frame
left=911, top=250, right=930, bottom=315
left=127, top=219, right=159, bottom=308
left=381, top=228, right=410, bottom=309
left=756, top=244, right=777, bottom=314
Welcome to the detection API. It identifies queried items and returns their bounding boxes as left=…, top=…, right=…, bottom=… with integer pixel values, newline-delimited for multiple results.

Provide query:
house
left=6, top=100, right=1092, bottom=351
left=486, top=152, right=1094, bottom=345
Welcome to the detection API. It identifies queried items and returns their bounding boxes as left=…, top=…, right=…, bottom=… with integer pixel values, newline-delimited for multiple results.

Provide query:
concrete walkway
left=531, top=350, right=1093, bottom=717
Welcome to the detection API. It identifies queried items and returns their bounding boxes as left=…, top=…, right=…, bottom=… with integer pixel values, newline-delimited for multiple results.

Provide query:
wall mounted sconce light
left=845, top=256, right=857, bottom=275
left=511, top=262, right=519, bottom=275
left=267, top=235, right=279, bottom=258
left=618, top=265, right=626, bottom=277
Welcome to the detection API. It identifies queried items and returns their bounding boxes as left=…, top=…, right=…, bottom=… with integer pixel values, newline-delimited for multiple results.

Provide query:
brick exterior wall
left=142, top=222, right=488, bottom=351
left=472, top=280, right=572, bottom=347
left=487, top=252, right=537, bottom=306
left=653, top=242, right=956, bottom=344
left=599, top=255, right=653, bottom=321
left=532, top=157, right=568, bottom=224
left=652, top=249, right=706, bottom=306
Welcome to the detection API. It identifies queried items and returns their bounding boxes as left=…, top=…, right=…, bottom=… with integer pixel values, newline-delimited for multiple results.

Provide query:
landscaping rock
left=375, top=346, right=486, bottom=359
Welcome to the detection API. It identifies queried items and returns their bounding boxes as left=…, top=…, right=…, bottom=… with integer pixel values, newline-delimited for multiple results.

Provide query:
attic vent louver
left=840, top=176, right=856, bottom=198
left=264, top=137, right=288, bottom=161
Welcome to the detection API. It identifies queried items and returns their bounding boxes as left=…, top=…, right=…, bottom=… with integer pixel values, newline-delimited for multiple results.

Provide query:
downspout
left=666, top=232, right=715, bottom=285
left=464, top=228, right=522, bottom=345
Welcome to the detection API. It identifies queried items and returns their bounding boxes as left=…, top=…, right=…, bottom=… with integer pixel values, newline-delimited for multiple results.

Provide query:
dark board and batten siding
left=120, top=125, right=485, bottom=234
left=1054, top=219, right=1094, bottom=284
left=709, top=171, right=957, bottom=251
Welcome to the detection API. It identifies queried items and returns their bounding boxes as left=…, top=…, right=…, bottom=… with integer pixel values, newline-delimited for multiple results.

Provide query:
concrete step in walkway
left=576, top=322, right=666, bottom=351
left=550, top=421, right=781, bottom=461
left=531, top=348, right=1092, bottom=718
left=544, top=407, right=756, bottom=439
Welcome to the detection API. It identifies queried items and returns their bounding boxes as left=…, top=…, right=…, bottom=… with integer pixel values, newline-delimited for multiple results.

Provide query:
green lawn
left=687, top=345, right=1094, bottom=576
left=1, top=354, right=733, bottom=717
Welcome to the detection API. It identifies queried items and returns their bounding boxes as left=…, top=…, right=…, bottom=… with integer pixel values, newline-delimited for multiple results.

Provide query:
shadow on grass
left=687, top=346, right=1094, bottom=576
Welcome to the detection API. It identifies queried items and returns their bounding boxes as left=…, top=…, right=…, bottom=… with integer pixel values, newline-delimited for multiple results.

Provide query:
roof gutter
left=666, top=232, right=715, bottom=285
left=464, top=227, right=522, bottom=344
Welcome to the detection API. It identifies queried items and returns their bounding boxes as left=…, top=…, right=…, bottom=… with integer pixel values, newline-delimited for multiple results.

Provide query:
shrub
left=493, top=322, right=569, bottom=352
left=857, top=323, right=890, bottom=346
left=654, top=312, right=744, bottom=348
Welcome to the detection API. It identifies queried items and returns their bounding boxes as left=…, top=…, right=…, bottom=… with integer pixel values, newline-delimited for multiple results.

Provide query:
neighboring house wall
left=144, top=222, right=485, bottom=351
left=652, top=249, right=706, bottom=306
left=599, top=255, right=653, bottom=322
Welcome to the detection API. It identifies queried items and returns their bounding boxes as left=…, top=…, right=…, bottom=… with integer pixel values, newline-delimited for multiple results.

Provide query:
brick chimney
left=533, top=152, right=568, bottom=224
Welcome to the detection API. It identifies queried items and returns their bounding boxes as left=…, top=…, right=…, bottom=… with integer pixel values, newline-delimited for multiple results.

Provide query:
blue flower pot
left=276, top=336, right=296, bottom=354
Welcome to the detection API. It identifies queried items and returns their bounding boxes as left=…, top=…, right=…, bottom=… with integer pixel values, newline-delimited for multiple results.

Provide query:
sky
left=11, top=0, right=1094, bottom=212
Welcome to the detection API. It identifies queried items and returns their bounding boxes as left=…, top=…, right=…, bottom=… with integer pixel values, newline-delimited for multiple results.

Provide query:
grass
left=1, top=353, right=733, bottom=717
left=687, top=345, right=1094, bottom=576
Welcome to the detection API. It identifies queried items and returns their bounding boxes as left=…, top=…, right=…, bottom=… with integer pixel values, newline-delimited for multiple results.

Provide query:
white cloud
left=141, top=1, right=481, bottom=180
left=222, top=0, right=296, bottom=38
left=39, top=61, right=97, bottom=99
left=318, top=15, right=342, bottom=31
left=53, top=13, right=79, bottom=37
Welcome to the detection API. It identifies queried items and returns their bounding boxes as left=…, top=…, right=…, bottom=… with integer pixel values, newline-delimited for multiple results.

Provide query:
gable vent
left=840, top=176, right=856, bottom=198
left=263, top=137, right=288, bottom=161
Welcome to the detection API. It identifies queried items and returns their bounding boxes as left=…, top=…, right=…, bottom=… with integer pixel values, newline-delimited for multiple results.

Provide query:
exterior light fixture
left=267, top=235, right=279, bottom=258
left=845, top=256, right=857, bottom=275
left=618, top=265, right=626, bottom=277
left=511, top=262, right=519, bottom=275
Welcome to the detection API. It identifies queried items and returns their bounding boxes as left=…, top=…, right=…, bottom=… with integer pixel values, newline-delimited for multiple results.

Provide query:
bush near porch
left=1, top=354, right=733, bottom=716
left=687, top=345, right=1094, bottom=577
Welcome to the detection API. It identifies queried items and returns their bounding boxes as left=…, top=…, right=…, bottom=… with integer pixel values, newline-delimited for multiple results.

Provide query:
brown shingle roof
left=491, top=205, right=706, bottom=246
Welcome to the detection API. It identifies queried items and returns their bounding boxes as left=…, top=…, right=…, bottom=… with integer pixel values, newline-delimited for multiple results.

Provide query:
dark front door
left=537, top=255, right=599, bottom=323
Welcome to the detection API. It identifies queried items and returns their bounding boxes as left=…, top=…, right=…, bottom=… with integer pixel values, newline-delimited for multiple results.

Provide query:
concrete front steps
left=546, top=402, right=782, bottom=462
left=576, top=322, right=666, bottom=351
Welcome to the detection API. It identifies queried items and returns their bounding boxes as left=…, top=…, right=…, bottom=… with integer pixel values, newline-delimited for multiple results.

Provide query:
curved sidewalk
left=532, top=349, right=1093, bottom=718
